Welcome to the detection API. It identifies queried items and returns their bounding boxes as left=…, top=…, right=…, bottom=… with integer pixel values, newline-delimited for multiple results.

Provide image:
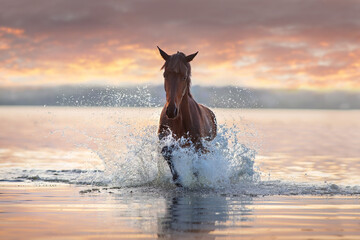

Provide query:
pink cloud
left=1, top=0, right=360, bottom=89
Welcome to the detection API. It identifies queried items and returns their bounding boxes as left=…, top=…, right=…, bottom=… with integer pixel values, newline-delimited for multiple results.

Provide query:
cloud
left=0, top=0, right=360, bottom=89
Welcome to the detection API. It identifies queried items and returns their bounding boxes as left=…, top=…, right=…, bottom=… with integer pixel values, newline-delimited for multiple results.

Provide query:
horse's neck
left=179, top=92, right=194, bottom=119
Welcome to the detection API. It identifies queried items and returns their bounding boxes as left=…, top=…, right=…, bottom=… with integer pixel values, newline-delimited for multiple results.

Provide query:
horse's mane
left=161, top=52, right=193, bottom=97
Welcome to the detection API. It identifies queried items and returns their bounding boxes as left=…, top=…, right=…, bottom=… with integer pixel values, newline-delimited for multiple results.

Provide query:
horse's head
left=158, top=46, right=198, bottom=119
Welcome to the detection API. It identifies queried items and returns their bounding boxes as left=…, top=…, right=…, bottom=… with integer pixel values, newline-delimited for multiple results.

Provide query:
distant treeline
left=0, top=85, right=359, bottom=109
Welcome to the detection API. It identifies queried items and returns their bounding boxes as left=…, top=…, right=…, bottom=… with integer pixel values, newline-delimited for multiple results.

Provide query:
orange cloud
left=0, top=27, right=24, bottom=36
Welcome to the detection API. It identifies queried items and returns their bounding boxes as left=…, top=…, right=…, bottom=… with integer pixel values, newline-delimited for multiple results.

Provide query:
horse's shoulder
left=198, top=104, right=217, bottom=140
left=198, top=103, right=213, bottom=116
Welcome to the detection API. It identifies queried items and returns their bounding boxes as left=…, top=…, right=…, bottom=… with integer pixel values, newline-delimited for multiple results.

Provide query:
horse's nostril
left=166, top=105, right=178, bottom=118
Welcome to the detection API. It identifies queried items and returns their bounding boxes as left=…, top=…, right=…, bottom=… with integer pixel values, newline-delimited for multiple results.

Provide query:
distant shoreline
left=1, top=85, right=359, bottom=109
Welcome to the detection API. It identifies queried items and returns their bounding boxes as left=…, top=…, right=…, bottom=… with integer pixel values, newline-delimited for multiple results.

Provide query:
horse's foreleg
left=161, top=145, right=182, bottom=187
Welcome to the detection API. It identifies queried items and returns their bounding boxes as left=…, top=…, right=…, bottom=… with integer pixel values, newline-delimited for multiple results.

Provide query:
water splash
left=91, top=121, right=258, bottom=189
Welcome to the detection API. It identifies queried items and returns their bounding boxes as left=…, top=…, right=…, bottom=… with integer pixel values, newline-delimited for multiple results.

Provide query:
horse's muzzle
left=166, top=105, right=178, bottom=119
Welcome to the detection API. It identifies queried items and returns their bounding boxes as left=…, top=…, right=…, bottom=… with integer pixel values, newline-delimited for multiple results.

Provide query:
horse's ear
left=185, top=51, right=198, bottom=62
left=157, top=46, right=170, bottom=61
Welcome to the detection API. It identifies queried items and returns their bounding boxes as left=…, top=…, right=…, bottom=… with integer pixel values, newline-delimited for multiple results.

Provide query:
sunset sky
left=0, top=0, right=359, bottom=90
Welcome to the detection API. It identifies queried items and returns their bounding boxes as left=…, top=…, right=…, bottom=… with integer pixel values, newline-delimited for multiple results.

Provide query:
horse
left=157, top=46, right=217, bottom=186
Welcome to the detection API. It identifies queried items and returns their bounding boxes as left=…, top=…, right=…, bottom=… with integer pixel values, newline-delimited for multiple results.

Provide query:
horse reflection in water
left=157, top=195, right=254, bottom=239
left=157, top=196, right=228, bottom=239
left=157, top=47, right=217, bottom=186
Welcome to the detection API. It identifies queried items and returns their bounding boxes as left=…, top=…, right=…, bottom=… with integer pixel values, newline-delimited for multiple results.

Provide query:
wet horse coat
left=157, top=47, right=217, bottom=186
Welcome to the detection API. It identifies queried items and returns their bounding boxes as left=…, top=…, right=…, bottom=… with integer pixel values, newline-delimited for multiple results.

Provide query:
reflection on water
left=1, top=185, right=359, bottom=239
left=158, top=195, right=255, bottom=239
left=158, top=195, right=231, bottom=239
left=0, top=185, right=254, bottom=239
left=111, top=190, right=360, bottom=239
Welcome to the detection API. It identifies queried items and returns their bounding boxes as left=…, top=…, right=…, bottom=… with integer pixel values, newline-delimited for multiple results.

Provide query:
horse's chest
left=167, top=117, right=198, bottom=138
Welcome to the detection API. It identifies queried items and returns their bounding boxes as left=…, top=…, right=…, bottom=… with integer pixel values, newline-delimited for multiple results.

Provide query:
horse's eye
left=183, top=76, right=187, bottom=80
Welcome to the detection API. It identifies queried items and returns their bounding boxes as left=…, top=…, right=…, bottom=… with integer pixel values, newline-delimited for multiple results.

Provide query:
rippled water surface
left=1, top=107, right=360, bottom=239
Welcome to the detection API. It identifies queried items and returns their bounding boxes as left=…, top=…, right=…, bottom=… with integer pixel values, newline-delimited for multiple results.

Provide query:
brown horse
left=157, top=47, right=217, bottom=186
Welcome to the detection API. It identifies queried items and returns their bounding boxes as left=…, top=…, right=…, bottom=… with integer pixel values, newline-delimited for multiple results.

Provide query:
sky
left=0, top=0, right=359, bottom=90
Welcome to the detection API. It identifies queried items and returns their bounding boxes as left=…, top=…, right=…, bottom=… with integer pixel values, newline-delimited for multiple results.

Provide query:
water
left=1, top=107, right=360, bottom=239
